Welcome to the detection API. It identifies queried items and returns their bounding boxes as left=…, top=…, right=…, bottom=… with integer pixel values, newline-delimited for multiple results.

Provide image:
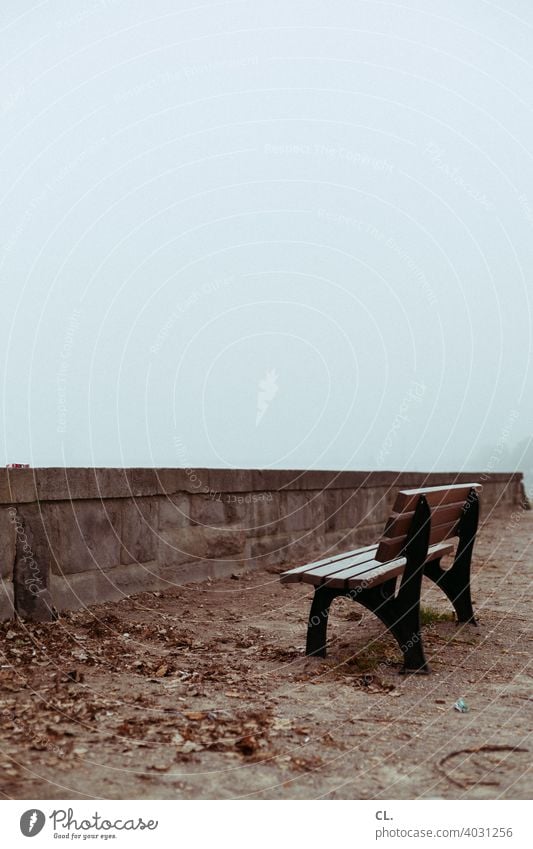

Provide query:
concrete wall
left=0, top=468, right=526, bottom=621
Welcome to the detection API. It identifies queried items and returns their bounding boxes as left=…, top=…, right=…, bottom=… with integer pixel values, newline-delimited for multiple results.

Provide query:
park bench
left=280, top=483, right=481, bottom=673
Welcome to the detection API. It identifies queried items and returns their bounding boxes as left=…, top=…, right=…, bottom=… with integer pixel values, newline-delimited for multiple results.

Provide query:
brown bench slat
left=384, top=500, right=467, bottom=538
left=377, top=519, right=459, bottom=561
left=393, top=483, right=481, bottom=512
left=300, top=541, right=454, bottom=589
left=280, top=545, right=378, bottom=583
left=346, top=541, right=453, bottom=589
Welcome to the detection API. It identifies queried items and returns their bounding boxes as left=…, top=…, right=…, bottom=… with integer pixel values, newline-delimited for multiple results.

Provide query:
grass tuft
left=420, top=605, right=455, bottom=626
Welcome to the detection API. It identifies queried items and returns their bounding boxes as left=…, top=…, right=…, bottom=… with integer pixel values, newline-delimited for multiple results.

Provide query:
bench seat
left=280, top=541, right=454, bottom=589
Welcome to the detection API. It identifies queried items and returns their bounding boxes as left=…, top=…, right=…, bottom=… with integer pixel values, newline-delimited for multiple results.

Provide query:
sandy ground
left=0, top=509, right=531, bottom=800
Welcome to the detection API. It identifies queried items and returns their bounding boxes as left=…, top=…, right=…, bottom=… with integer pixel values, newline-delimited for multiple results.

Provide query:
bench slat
left=298, top=541, right=454, bottom=589
left=376, top=519, right=458, bottom=561
left=393, top=483, right=481, bottom=512
left=280, top=545, right=378, bottom=583
left=345, top=541, right=453, bottom=589
left=384, top=500, right=467, bottom=537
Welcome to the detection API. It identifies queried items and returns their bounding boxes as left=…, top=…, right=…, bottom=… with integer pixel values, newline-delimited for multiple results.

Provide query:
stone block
left=323, top=488, right=386, bottom=532
left=93, top=560, right=161, bottom=602
left=158, top=527, right=209, bottom=568
left=285, top=531, right=326, bottom=565
left=0, top=507, right=16, bottom=578
left=38, top=500, right=122, bottom=575
left=250, top=534, right=291, bottom=565
left=125, top=469, right=161, bottom=497
left=50, top=571, right=98, bottom=610
left=223, top=494, right=253, bottom=526
left=247, top=495, right=281, bottom=537
left=0, top=468, right=36, bottom=504
left=189, top=493, right=227, bottom=527
left=204, top=527, right=247, bottom=559
left=158, top=494, right=191, bottom=530
left=0, top=578, right=14, bottom=621
left=12, top=507, right=56, bottom=621
left=280, top=491, right=325, bottom=533
left=208, top=469, right=253, bottom=493
left=120, top=498, right=158, bottom=565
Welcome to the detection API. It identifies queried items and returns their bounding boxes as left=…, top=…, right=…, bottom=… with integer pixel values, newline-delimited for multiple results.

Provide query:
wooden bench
left=280, top=483, right=481, bottom=674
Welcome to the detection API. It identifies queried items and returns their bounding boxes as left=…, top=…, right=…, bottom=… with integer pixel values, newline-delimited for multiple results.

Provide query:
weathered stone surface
left=223, top=495, right=252, bottom=526
left=50, top=571, right=98, bottom=610
left=285, top=532, right=327, bottom=565
left=93, top=560, right=161, bottom=603
left=158, top=527, right=209, bottom=568
left=208, top=469, right=253, bottom=493
left=280, top=492, right=325, bottom=533
left=250, top=534, right=291, bottom=564
left=156, top=468, right=210, bottom=494
left=0, top=507, right=16, bottom=578
left=0, top=468, right=36, bottom=504
left=204, top=528, right=246, bottom=559
left=125, top=468, right=161, bottom=497
left=42, top=500, right=122, bottom=575
left=248, top=495, right=280, bottom=537
left=0, top=578, right=14, bottom=621
left=323, top=488, right=389, bottom=533
left=12, top=510, right=56, bottom=621
left=120, top=498, right=157, bottom=565
left=158, top=494, right=191, bottom=531
left=189, top=494, right=227, bottom=527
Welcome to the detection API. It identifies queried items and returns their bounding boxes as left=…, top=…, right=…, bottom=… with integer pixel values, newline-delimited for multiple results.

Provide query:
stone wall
left=0, top=468, right=526, bottom=621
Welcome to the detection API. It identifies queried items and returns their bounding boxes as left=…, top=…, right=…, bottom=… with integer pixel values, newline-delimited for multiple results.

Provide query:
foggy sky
left=1, top=0, right=532, bottom=475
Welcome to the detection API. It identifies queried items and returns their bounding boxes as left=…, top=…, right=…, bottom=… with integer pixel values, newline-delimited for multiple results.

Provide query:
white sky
left=1, top=0, right=532, bottom=472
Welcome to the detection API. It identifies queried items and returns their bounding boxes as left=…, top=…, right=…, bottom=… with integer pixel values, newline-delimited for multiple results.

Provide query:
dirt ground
left=1, top=509, right=531, bottom=800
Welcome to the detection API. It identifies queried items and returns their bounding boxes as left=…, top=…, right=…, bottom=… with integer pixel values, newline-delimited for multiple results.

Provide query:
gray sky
left=1, top=0, right=532, bottom=473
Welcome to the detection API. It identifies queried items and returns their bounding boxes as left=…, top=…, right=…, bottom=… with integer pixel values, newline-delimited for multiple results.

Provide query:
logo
left=20, top=810, right=45, bottom=837
left=256, top=368, right=279, bottom=426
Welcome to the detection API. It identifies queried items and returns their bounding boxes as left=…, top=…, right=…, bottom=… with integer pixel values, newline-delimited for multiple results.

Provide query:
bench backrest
left=375, top=483, right=482, bottom=563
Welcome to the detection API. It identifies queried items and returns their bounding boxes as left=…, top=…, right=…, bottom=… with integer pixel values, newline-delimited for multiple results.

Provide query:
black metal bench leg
left=350, top=583, right=428, bottom=674
left=306, top=586, right=338, bottom=657
left=425, top=487, right=479, bottom=625
left=424, top=558, right=477, bottom=625
left=394, top=562, right=429, bottom=675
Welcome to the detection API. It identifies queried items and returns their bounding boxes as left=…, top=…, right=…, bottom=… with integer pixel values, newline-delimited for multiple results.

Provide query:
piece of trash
left=235, top=735, right=259, bottom=756
left=66, top=669, right=84, bottom=683
left=453, top=697, right=469, bottom=713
